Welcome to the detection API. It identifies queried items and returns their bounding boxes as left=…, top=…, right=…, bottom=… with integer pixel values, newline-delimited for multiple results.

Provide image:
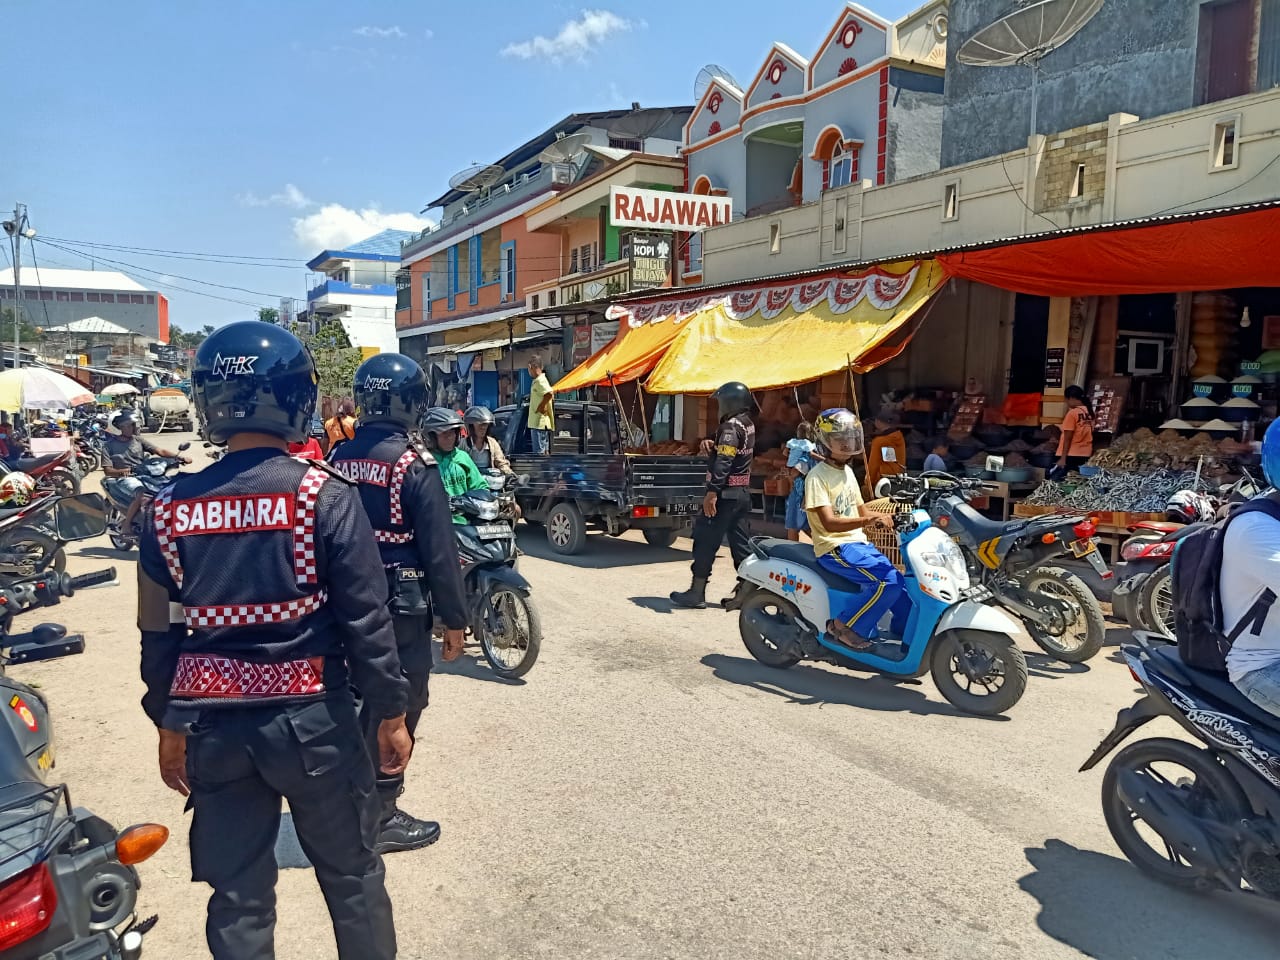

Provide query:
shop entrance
left=1008, top=294, right=1050, bottom=394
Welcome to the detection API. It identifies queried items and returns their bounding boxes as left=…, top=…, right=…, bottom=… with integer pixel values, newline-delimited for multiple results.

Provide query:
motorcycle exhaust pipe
left=1114, top=767, right=1223, bottom=873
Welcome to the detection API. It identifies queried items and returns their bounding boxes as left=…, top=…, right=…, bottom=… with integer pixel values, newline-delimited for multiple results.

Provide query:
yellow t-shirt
left=804, top=461, right=868, bottom=557
left=528, top=374, right=555, bottom=431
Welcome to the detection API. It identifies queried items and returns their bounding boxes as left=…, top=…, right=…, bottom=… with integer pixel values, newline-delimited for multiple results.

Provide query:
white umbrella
left=101, top=382, right=140, bottom=397
left=0, top=368, right=95, bottom=411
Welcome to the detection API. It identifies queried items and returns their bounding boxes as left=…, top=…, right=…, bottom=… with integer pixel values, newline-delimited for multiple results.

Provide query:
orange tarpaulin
left=552, top=312, right=690, bottom=392
left=937, top=205, right=1280, bottom=297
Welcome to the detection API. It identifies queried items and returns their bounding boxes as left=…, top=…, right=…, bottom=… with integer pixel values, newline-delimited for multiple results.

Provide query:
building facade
left=0, top=267, right=169, bottom=341
left=306, top=229, right=410, bottom=354
left=943, top=0, right=1280, bottom=167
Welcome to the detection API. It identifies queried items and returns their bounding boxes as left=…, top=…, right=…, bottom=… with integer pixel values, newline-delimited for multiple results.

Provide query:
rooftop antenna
left=957, top=0, right=1105, bottom=143
left=537, top=132, right=591, bottom=164
left=447, top=162, right=506, bottom=196
left=694, top=63, right=742, bottom=100
left=606, top=107, right=674, bottom=151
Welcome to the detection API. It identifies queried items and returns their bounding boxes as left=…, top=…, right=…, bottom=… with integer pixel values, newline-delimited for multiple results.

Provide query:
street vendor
left=1052, top=385, right=1094, bottom=479
left=865, top=408, right=907, bottom=493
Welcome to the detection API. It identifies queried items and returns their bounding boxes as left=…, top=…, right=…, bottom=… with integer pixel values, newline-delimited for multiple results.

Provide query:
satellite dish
left=695, top=63, right=742, bottom=100
left=448, top=162, right=506, bottom=194
left=607, top=108, right=674, bottom=148
left=538, top=132, right=591, bottom=164
left=957, top=0, right=1105, bottom=140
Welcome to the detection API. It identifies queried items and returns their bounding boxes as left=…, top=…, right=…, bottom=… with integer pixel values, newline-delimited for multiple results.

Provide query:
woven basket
left=863, top=497, right=912, bottom=572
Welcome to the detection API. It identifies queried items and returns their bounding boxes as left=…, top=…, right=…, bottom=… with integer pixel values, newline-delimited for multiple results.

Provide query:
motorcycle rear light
left=0, top=862, right=57, bottom=950
left=1073, top=520, right=1096, bottom=539
left=116, top=823, right=169, bottom=866
left=631, top=507, right=658, bottom=518
left=1149, top=542, right=1175, bottom=558
left=1120, top=540, right=1148, bottom=561
left=1128, top=664, right=1142, bottom=684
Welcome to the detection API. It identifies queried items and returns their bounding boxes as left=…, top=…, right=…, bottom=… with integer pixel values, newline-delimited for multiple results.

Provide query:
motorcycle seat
left=757, top=539, right=880, bottom=595
left=949, top=500, right=1028, bottom=543
left=1148, top=644, right=1280, bottom=731
left=1131, top=520, right=1181, bottom=534
left=12, top=454, right=59, bottom=472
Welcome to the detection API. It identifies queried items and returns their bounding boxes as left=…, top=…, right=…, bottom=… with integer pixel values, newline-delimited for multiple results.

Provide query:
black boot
left=376, top=807, right=441, bottom=855
left=670, top=577, right=709, bottom=609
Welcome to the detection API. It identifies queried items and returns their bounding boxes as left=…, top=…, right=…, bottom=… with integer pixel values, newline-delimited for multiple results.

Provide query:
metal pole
left=11, top=204, right=23, bottom=370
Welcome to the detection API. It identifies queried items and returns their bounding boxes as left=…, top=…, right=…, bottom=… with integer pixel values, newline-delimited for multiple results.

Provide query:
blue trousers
left=816, top=540, right=909, bottom=639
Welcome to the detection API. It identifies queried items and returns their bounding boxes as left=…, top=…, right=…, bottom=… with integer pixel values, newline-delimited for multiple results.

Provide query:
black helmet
left=353, top=353, right=427, bottom=429
left=711, top=381, right=752, bottom=421
left=463, top=405, right=495, bottom=426
left=192, top=321, right=317, bottom=444
left=420, top=406, right=464, bottom=441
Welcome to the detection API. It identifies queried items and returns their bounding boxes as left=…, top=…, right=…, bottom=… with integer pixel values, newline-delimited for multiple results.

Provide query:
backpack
left=1173, top=493, right=1280, bottom=673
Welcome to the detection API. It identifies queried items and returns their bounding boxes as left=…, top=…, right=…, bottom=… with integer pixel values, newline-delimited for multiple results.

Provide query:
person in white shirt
left=1226, top=421, right=1280, bottom=716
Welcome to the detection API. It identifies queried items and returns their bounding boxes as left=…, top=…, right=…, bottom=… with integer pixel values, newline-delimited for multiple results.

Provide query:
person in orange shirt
left=1054, top=385, right=1094, bottom=478
left=325, top=398, right=357, bottom=449
left=865, top=409, right=907, bottom=494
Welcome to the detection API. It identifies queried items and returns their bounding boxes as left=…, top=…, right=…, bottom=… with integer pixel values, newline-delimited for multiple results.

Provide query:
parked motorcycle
left=1081, top=632, right=1280, bottom=899
left=0, top=499, right=165, bottom=958
left=0, top=449, right=80, bottom=499
left=0, top=491, right=109, bottom=577
left=725, top=474, right=1027, bottom=716
left=448, top=471, right=540, bottom=679
left=918, top=473, right=1109, bottom=663
left=102, top=447, right=189, bottom=552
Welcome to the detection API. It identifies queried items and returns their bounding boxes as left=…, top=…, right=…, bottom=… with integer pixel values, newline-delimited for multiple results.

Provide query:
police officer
left=329, top=353, right=468, bottom=853
left=137, top=321, right=410, bottom=960
left=670, top=381, right=756, bottom=609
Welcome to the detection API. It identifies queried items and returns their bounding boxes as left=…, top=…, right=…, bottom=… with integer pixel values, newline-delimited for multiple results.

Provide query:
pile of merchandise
left=1024, top=468, right=1213, bottom=513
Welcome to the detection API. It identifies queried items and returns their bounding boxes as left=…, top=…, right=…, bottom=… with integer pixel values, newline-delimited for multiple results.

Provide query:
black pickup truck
left=494, top=399, right=705, bottom=555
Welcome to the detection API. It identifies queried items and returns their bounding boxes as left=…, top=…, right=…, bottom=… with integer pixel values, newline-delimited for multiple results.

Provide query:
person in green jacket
left=420, top=407, right=488, bottom=522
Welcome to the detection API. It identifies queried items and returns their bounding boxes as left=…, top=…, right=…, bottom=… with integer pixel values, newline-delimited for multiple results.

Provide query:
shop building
left=0, top=267, right=169, bottom=342
left=394, top=105, right=690, bottom=407
left=305, top=229, right=410, bottom=354
left=681, top=0, right=949, bottom=281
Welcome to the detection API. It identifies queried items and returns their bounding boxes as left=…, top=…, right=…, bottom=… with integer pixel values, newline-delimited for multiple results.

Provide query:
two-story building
left=306, top=229, right=410, bottom=354
left=395, top=105, right=690, bottom=408
left=0, top=267, right=169, bottom=342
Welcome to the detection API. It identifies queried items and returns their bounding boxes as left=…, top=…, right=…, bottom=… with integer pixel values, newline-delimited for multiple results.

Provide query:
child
left=923, top=438, right=949, bottom=474
left=784, top=423, right=822, bottom=541
left=806, top=408, right=910, bottom=651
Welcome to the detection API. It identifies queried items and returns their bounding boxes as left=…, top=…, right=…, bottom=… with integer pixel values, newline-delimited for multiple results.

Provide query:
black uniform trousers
left=690, top=490, right=753, bottom=581
left=361, top=612, right=433, bottom=809
left=185, top=695, right=396, bottom=960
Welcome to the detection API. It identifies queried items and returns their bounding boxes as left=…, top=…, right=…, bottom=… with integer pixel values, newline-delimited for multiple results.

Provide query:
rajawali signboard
left=610, top=186, right=732, bottom=232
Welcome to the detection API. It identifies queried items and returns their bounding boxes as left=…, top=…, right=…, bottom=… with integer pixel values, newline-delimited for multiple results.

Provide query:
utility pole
left=2, top=204, right=35, bottom=370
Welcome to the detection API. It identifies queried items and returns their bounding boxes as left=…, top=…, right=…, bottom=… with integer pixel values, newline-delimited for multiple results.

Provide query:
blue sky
left=10, top=0, right=920, bottom=332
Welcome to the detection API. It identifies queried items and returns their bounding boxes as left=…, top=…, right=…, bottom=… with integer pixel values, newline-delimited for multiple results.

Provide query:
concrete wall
left=886, top=67, right=945, bottom=182
left=942, top=0, right=1200, bottom=167
left=338, top=301, right=398, bottom=354
left=801, top=72, right=883, bottom=201
left=745, top=138, right=801, bottom=212
left=5, top=292, right=161, bottom=340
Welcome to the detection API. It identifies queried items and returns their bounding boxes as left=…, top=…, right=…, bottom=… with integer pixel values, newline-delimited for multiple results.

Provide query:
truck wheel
left=642, top=529, right=678, bottom=548
left=546, top=503, right=586, bottom=555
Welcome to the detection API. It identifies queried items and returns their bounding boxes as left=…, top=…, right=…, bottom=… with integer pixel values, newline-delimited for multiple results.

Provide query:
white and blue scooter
left=725, top=475, right=1027, bottom=716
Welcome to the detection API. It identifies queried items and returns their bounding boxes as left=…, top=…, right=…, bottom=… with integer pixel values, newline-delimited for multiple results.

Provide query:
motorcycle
left=102, top=447, right=189, bottom=552
left=448, top=472, right=540, bottom=679
left=725, top=474, right=1028, bottom=717
left=0, top=491, right=110, bottom=577
left=1081, top=632, right=1280, bottom=900
left=0, top=498, right=166, bottom=958
left=0, top=449, right=80, bottom=499
left=919, top=473, right=1109, bottom=663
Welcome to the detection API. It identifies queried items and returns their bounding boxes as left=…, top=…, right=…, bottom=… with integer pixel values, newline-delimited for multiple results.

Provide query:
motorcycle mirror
left=178, top=442, right=192, bottom=451
left=52, top=492, right=109, bottom=541
left=874, top=478, right=893, bottom=499
left=5, top=632, right=86, bottom=664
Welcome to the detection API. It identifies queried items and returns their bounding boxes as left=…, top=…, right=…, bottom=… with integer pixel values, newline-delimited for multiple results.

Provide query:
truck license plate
left=475, top=524, right=513, bottom=539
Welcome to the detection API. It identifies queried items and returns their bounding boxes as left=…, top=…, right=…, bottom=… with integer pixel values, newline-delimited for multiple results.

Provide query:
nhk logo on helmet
left=211, top=353, right=259, bottom=379
left=363, top=376, right=393, bottom=391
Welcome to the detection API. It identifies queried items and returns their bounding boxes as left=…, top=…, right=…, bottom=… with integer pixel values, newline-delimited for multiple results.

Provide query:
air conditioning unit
left=550, top=163, right=573, bottom=185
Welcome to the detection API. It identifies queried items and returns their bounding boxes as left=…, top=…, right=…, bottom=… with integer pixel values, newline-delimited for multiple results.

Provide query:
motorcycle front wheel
left=473, top=585, right=541, bottom=679
left=1020, top=566, right=1106, bottom=663
left=1101, top=738, right=1248, bottom=890
left=0, top=530, right=66, bottom=575
left=930, top=629, right=1027, bottom=716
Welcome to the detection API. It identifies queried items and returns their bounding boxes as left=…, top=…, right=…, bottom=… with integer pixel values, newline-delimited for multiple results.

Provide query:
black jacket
left=707, top=413, right=755, bottom=494
left=328, top=423, right=468, bottom=631
left=137, top=447, right=408, bottom=727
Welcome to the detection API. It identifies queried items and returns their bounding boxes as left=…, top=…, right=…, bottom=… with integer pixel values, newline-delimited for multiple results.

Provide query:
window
left=479, top=227, right=502, bottom=285
left=24, top=290, right=36, bottom=300
left=579, top=243, right=596, bottom=273
left=1195, top=0, right=1255, bottom=105
left=608, top=136, right=643, bottom=151
left=827, top=143, right=855, bottom=189
left=1212, top=116, right=1240, bottom=170
left=769, top=222, right=781, bottom=255
left=70, top=292, right=84, bottom=302
left=500, top=241, right=516, bottom=301
left=100, top=293, right=114, bottom=303
left=548, top=290, right=557, bottom=307
left=56, top=290, right=70, bottom=302
left=86, top=292, right=100, bottom=302
left=39, top=290, right=53, bottom=301
left=131, top=294, right=145, bottom=304
left=569, top=247, right=579, bottom=274
left=421, top=275, right=431, bottom=321
left=1069, top=164, right=1086, bottom=199
left=531, top=294, right=540, bottom=310
left=146, top=294, right=154, bottom=304
left=943, top=182, right=959, bottom=221
left=686, top=231, right=703, bottom=273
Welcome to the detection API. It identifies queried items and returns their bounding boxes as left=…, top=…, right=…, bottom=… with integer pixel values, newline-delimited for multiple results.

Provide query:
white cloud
left=293, top=204, right=431, bottom=250
left=424, top=28, right=434, bottom=40
left=501, top=10, right=632, bottom=64
left=354, top=25, right=406, bottom=39
left=237, top=184, right=313, bottom=209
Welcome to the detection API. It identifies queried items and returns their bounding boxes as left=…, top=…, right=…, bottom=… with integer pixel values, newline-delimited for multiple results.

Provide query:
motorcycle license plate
left=475, top=523, right=513, bottom=540
left=1073, top=538, right=1112, bottom=577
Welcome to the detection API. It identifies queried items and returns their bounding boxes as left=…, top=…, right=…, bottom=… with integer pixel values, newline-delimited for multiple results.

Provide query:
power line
left=25, top=238, right=53, bottom=330
left=40, top=235, right=304, bottom=265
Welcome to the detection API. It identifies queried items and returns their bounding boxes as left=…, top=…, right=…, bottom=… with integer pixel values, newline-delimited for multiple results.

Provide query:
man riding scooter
left=102, top=410, right=189, bottom=534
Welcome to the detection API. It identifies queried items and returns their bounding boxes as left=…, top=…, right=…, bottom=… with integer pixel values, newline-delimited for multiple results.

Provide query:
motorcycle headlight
left=921, top=537, right=969, bottom=583
left=477, top=501, right=500, bottom=521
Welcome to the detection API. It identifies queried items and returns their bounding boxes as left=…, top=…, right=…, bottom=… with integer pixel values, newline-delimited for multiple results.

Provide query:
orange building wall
left=158, top=294, right=170, bottom=343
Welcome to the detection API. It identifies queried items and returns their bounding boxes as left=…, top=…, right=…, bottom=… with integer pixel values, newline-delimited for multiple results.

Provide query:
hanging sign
left=610, top=186, right=732, bottom=232
left=1044, top=347, right=1066, bottom=389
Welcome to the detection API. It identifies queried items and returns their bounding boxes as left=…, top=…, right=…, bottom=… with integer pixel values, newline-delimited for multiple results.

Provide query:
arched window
left=828, top=142, right=856, bottom=189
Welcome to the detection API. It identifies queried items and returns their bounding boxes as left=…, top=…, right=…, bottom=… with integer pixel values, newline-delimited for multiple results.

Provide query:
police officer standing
left=671, top=381, right=756, bottom=609
left=137, top=322, right=410, bottom=960
left=329, top=353, right=469, bottom=853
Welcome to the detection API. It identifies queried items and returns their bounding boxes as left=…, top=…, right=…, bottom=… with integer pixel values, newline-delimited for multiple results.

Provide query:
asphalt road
left=18, top=431, right=1280, bottom=959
